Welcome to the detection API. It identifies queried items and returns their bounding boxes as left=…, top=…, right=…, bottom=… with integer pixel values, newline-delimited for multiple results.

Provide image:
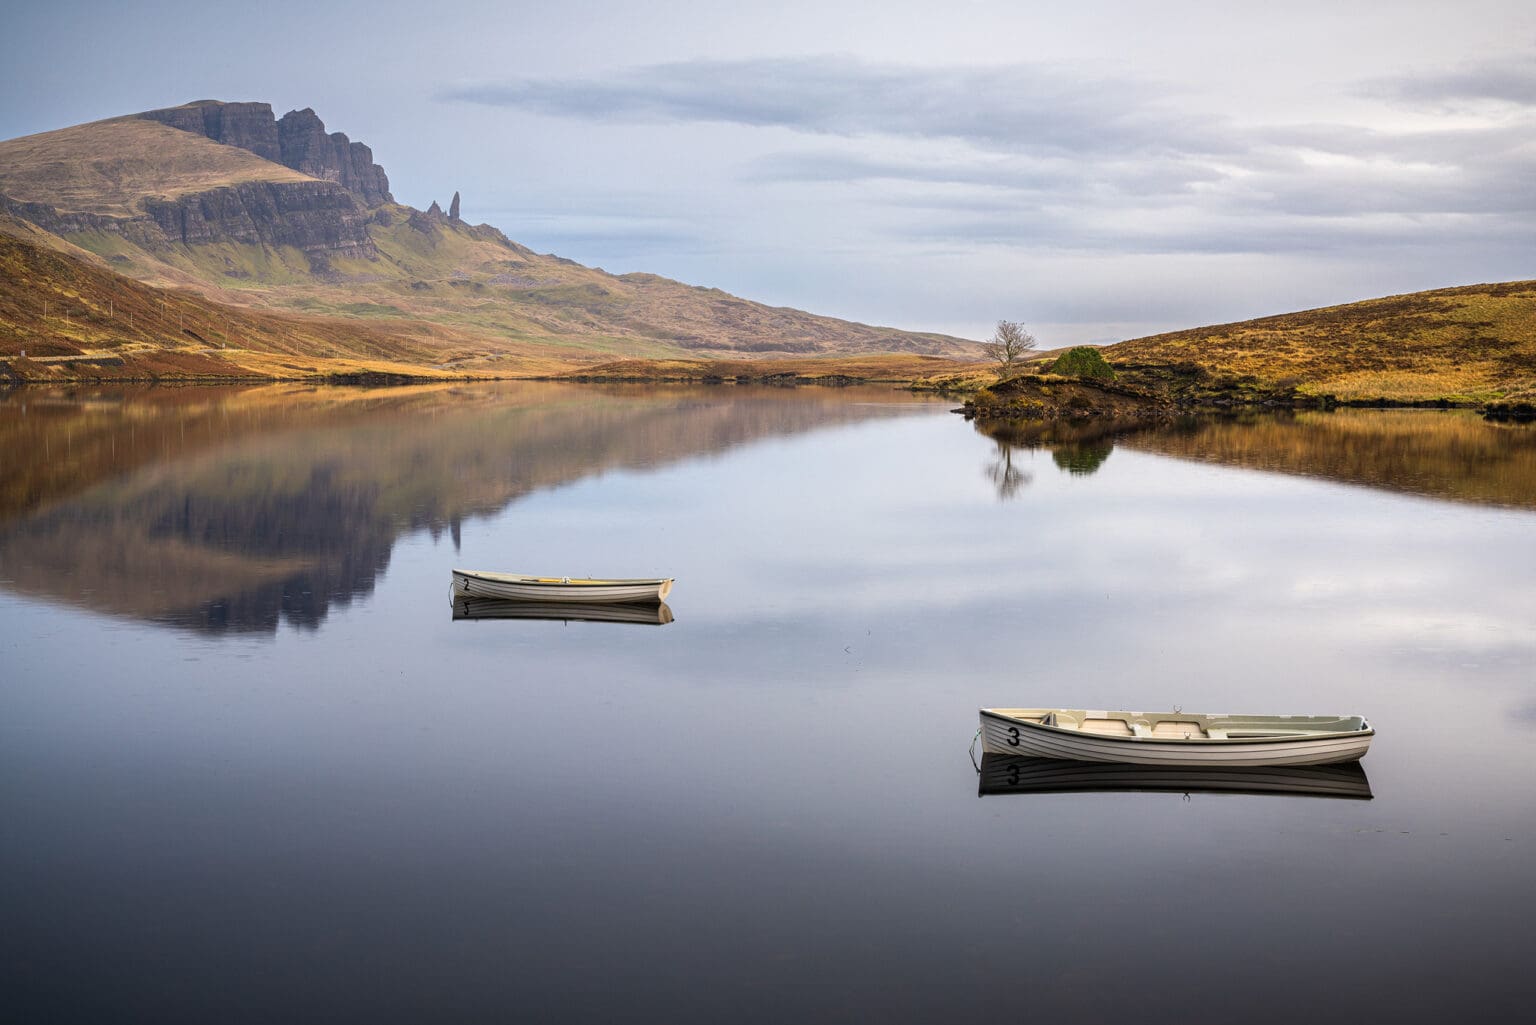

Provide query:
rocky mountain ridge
left=0, top=114, right=377, bottom=265
left=0, top=101, right=982, bottom=363
left=138, top=101, right=393, bottom=207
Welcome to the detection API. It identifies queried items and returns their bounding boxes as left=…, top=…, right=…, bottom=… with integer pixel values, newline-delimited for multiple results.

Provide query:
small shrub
left=1050, top=346, right=1116, bottom=380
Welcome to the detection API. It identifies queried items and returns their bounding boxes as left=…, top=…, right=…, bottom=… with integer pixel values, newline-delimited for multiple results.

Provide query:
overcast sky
left=3, top=0, right=1533, bottom=342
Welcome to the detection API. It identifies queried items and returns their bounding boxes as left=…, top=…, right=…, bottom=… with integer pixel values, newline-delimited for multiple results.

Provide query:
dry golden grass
left=1106, top=281, right=1536, bottom=402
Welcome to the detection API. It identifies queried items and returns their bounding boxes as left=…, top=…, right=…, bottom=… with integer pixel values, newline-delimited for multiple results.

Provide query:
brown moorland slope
left=1102, top=281, right=1536, bottom=403
left=0, top=221, right=974, bottom=384
left=0, top=218, right=581, bottom=380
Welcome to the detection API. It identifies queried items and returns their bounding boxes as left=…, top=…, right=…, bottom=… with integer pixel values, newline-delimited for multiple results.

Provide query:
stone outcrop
left=5, top=177, right=374, bottom=264
left=141, top=180, right=374, bottom=257
left=275, top=108, right=393, bottom=207
left=1, top=193, right=123, bottom=238
left=409, top=200, right=448, bottom=234
left=139, top=101, right=281, bottom=163
left=449, top=192, right=461, bottom=221
left=136, top=101, right=394, bottom=207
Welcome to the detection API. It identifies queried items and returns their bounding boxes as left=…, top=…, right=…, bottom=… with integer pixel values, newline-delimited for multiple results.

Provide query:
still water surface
left=2, top=383, right=1534, bottom=1023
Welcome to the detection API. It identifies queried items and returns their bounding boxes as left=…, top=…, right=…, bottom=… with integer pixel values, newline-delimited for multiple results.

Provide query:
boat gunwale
left=453, top=568, right=674, bottom=587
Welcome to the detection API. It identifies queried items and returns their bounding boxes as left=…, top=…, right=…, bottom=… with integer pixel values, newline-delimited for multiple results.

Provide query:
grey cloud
left=883, top=205, right=1535, bottom=257
left=444, top=54, right=1536, bottom=270
left=1264, top=121, right=1534, bottom=167
left=441, top=57, right=1235, bottom=157
left=1366, top=57, right=1536, bottom=107
left=747, top=150, right=1225, bottom=199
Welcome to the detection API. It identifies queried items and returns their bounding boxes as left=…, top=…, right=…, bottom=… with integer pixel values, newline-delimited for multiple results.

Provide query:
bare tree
left=981, top=319, right=1036, bottom=376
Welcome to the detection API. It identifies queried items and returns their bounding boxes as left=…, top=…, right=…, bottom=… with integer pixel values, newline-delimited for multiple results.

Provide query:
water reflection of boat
left=978, top=754, right=1373, bottom=800
left=980, top=707, right=1374, bottom=766
left=453, top=568, right=674, bottom=604
left=451, top=597, right=674, bottom=625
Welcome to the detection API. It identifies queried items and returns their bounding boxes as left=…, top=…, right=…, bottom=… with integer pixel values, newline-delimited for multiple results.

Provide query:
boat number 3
left=1007, top=763, right=1021, bottom=785
left=1007, top=726, right=1020, bottom=746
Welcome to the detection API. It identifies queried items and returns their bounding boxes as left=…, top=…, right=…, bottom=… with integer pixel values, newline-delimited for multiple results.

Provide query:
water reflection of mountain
left=0, top=383, right=932, bottom=633
left=977, top=410, right=1536, bottom=509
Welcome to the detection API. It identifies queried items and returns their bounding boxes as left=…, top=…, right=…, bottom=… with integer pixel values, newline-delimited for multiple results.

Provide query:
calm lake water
left=2, top=383, right=1534, bottom=1023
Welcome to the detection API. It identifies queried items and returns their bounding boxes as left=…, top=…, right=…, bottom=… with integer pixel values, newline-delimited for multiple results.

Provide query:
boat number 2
left=1007, top=726, right=1020, bottom=746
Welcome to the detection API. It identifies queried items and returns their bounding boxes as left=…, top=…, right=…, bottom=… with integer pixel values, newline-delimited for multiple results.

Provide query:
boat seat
left=1152, top=721, right=1206, bottom=739
left=1079, top=718, right=1133, bottom=737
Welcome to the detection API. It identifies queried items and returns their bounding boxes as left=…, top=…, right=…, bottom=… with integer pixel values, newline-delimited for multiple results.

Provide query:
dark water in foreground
left=2, top=383, right=1534, bottom=1024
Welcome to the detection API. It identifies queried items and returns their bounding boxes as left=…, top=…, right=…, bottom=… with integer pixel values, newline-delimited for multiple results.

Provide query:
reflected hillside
left=976, top=410, right=1536, bottom=510
left=1122, top=411, right=1536, bottom=511
left=0, top=382, right=933, bottom=632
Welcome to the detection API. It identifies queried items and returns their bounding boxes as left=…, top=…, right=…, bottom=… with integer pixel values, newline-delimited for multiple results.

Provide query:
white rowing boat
left=452, top=596, right=674, bottom=625
left=452, top=569, right=674, bottom=604
left=976, top=753, right=1373, bottom=799
left=979, top=707, right=1373, bottom=767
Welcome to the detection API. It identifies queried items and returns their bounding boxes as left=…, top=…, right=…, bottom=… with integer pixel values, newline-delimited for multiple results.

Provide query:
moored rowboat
left=452, top=568, right=673, bottom=604
left=979, top=707, right=1373, bottom=767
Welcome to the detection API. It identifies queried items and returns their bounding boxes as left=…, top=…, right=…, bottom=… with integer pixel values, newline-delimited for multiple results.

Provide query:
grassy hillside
left=0, top=117, right=313, bottom=217
left=1104, top=281, right=1536, bottom=403
left=0, top=220, right=973, bottom=383
left=0, top=219, right=581, bottom=380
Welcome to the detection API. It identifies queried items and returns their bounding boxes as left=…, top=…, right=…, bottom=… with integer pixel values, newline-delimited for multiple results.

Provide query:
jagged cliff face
left=138, top=101, right=283, bottom=163
left=138, top=101, right=393, bottom=208
left=142, top=180, right=375, bottom=256
left=0, top=108, right=380, bottom=265
left=276, top=108, right=392, bottom=207
left=1, top=183, right=374, bottom=261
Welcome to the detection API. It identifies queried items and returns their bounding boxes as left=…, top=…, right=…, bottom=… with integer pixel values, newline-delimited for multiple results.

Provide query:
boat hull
left=452, top=569, right=673, bottom=604
left=980, top=709, right=1374, bottom=767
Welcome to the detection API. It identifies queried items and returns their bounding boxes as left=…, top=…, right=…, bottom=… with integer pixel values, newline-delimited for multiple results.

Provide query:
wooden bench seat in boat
left=1151, top=721, right=1205, bottom=739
